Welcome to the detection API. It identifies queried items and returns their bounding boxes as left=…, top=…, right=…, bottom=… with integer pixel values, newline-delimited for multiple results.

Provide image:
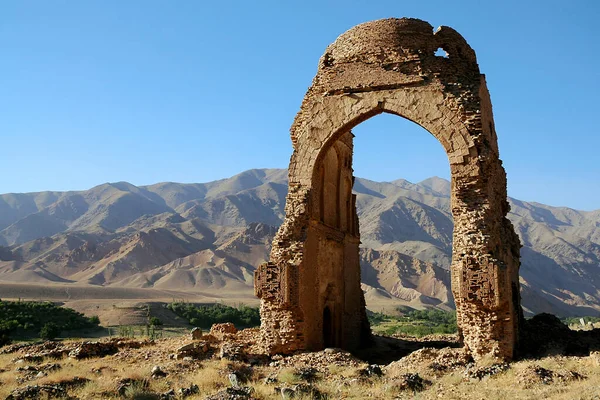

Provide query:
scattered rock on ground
left=465, top=363, right=510, bottom=379
left=175, top=341, right=213, bottom=360
left=392, top=373, right=430, bottom=392
left=296, top=367, right=318, bottom=382
left=278, top=384, right=325, bottom=400
left=273, top=348, right=363, bottom=371
left=518, top=365, right=555, bottom=386
left=15, top=363, right=62, bottom=382
left=220, top=342, right=246, bottom=362
left=151, top=365, right=167, bottom=378
left=68, top=341, right=119, bottom=359
left=178, top=384, right=199, bottom=397
left=359, top=364, right=383, bottom=377
left=386, top=347, right=470, bottom=377
left=205, top=386, right=255, bottom=400
left=6, top=377, right=88, bottom=400
left=191, top=327, right=203, bottom=340
left=5, top=384, right=73, bottom=400
left=228, top=372, right=241, bottom=388
left=210, top=323, right=238, bottom=339
left=517, top=364, right=586, bottom=387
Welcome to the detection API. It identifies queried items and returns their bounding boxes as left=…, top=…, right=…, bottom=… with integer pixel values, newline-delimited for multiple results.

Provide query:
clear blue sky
left=1, top=1, right=599, bottom=210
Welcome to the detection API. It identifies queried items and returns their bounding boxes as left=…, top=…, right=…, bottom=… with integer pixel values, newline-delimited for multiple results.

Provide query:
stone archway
left=255, top=18, right=523, bottom=360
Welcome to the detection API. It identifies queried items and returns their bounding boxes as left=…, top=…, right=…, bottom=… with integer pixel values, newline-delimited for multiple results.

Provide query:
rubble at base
left=0, top=326, right=599, bottom=399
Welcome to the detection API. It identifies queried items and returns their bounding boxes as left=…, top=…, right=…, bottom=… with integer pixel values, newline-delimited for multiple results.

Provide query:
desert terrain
left=2, top=317, right=600, bottom=399
left=0, top=169, right=599, bottom=318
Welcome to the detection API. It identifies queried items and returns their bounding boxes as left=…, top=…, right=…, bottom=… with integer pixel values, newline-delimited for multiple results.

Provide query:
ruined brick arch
left=255, top=17, right=523, bottom=361
left=306, top=104, right=470, bottom=182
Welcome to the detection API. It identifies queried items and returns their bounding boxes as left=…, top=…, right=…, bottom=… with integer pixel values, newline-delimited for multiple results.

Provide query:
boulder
left=151, top=365, right=167, bottom=378
left=191, top=327, right=203, bottom=340
left=210, top=323, right=237, bottom=339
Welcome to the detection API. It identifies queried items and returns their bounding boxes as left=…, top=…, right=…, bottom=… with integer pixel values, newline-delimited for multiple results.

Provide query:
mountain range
left=0, top=168, right=599, bottom=317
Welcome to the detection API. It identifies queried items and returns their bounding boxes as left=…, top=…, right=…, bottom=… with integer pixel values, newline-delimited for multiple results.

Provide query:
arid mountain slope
left=0, top=169, right=598, bottom=316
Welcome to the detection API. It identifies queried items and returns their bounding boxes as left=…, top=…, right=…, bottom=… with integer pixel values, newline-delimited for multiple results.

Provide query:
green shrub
left=148, top=317, right=162, bottom=326
left=0, top=300, right=101, bottom=340
left=40, top=322, right=61, bottom=340
left=0, top=326, right=10, bottom=346
left=167, top=303, right=260, bottom=329
left=367, top=310, right=388, bottom=325
left=563, top=316, right=600, bottom=326
left=118, top=326, right=136, bottom=338
left=369, top=308, right=457, bottom=337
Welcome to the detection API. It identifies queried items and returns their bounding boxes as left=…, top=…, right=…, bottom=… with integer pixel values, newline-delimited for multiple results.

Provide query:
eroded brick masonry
left=255, top=18, right=523, bottom=360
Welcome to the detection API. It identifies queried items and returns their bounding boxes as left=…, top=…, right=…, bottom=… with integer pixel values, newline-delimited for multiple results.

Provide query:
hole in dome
left=435, top=48, right=449, bottom=58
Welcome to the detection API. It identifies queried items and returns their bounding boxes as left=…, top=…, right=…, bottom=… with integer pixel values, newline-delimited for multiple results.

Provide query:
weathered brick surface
left=255, top=18, right=522, bottom=360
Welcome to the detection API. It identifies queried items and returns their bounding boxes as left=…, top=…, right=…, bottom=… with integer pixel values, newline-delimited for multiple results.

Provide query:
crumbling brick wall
left=255, top=18, right=523, bottom=360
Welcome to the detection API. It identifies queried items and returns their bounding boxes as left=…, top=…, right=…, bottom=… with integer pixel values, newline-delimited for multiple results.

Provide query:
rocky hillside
left=0, top=168, right=599, bottom=316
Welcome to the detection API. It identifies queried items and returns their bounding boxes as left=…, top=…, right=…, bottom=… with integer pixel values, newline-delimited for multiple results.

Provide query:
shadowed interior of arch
left=311, top=112, right=451, bottom=347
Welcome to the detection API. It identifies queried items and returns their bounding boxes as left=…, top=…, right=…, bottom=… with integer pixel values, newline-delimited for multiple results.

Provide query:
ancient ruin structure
left=255, top=18, right=523, bottom=360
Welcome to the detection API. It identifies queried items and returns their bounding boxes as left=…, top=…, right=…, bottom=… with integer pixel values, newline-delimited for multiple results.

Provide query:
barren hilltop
left=0, top=168, right=598, bottom=317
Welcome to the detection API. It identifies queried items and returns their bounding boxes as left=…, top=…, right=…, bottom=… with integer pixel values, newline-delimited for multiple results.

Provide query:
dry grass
left=1, top=338, right=600, bottom=400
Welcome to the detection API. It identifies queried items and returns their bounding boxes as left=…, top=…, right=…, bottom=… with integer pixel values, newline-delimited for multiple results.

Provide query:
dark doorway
left=323, top=306, right=334, bottom=348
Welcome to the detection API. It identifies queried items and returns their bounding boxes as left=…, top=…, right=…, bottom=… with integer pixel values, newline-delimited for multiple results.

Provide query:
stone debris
left=91, top=366, right=116, bottom=375
left=557, top=369, right=587, bottom=382
left=205, top=386, right=255, bottom=400
left=228, top=372, right=240, bottom=388
left=151, top=365, right=167, bottom=378
left=5, top=384, right=74, bottom=400
left=13, top=354, right=45, bottom=364
left=160, top=384, right=199, bottom=399
left=15, top=363, right=62, bottom=382
left=8, top=338, right=153, bottom=363
left=220, top=342, right=247, bottom=362
left=465, top=362, right=510, bottom=379
left=277, top=384, right=326, bottom=400
left=11, top=342, right=69, bottom=363
left=1, top=327, right=596, bottom=399
left=359, top=364, right=383, bottom=377
left=271, top=348, right=363, bottom=371
left=68, top=341, right=119, bottom=359
left=177, top=383, right=199, bottom=397
left=386, top=347, right=471, bottom=377
left=160, top=389, right=176, bottom=399
left=6, top=377, right=89, bottom=400
left=517, top=365, right=555, bottom=386
left=590, top=351, right=600, bottom=366
left=296, top=366, right=318, bottom=382
left=517, top=365, right=586, bottom=387
left=210, top=323, right=238, bottom=339
left=191, top=327, right=203, bottom=340
left=392, top=373, right=430, bottom=393
left=1, top=342, right=55, bottom=355
left=263, top=374, right=278, bottom=385
left=174, top=341, right=213, bottom=360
